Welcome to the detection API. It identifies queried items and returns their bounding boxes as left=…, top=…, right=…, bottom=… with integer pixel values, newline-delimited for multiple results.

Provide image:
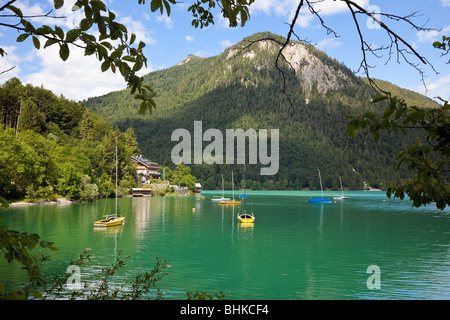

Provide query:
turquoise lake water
left=1, top=190, right=449, bottom=299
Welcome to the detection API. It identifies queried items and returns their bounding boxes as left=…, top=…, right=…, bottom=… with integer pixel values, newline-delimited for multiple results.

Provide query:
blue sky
left=0, top=0, right=449, bottom=101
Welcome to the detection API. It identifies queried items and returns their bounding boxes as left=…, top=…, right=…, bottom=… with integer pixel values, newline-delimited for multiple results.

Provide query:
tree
left=18, top=99, right=46, bottom=133
left=347, top=88, right=449, bottom=210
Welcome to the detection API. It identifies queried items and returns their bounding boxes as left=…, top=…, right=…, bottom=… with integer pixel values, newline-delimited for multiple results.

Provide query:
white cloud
left=419, top=74, right=450, bottom=101
left=416, top=25, right=450, bottom=44
left=251, top=0, right=370, bottom=28
left=295, top=13, right=315, bottom=28
left=309, top=0, right=370, bottom=16
left=440, top=0, right=450, bottom=7
left=24, top=45, right=127, bottom=101
left=157, top=15, right=174, bottom=29
left=13, top=0, right=83, bottom=29
left=220, top=39, right=233, bottom=48
left=251, top=0, right=298, bottom=16
left=119, top=16, right=157, bottom=45
left=316, top=38, right=343, bottom=50
left=185, top=35, right=194, bottom=42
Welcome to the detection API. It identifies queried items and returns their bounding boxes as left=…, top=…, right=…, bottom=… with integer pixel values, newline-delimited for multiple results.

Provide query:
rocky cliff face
left=282, top=42, right=351, bottom=93
left=221, top=34, right=352, bottom=95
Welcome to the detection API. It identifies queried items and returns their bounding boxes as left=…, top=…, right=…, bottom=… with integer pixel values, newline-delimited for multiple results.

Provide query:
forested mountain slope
left=86, top=32, right=438, bottom=191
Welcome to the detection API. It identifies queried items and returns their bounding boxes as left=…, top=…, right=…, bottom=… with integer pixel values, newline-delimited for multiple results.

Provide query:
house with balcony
left=131, top=155, right=162, bottom=186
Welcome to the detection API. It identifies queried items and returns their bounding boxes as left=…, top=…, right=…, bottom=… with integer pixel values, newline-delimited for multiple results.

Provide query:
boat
left=94, top=216, right=125, bottom=228
left=308, top=169, right=332, bottom=204
left=94, top=146, right=125, bottom=228
left=211, top=174, right=230, bottom=202
left=219, top=171, right=240, bottom=205
left=237, top=212, right=255, bottom=223
left=333, top=176, right=349, bottom=200
left=237, top=169, right=254, bottom=223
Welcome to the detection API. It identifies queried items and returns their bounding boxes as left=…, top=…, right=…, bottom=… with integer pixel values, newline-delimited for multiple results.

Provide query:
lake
left=1, top=190, right=449, bottom=300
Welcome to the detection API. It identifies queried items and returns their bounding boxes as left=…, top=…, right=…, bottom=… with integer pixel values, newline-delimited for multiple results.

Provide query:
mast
left=232, top=170, right=235, bottom=200
left=318, top=169, right=324, bottom=197
left=115, top=145, right=118, bottom=216
left=339, top=176, right=344, bottom=196
left=222, top=174, right=224, bottom=198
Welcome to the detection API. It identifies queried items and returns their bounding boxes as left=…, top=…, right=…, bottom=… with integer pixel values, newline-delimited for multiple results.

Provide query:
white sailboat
left=211, top=174, right=230, bottom=202
left=333, top=176, right=349, bottom=200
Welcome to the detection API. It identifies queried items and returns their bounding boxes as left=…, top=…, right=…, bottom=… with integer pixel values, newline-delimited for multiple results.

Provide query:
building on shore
left=131, top=155, right=162, bottom=186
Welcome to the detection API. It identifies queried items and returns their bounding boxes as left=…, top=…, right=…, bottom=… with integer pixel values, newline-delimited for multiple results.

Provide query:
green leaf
left=122, top=55, right=136, bottom=62
left=151, top=0, right=162, bottom=12
left=101, top=60, right=110, bottom=72
left=372, top=95, right=388, bottom=103
left=54, top=26, right=65, bottom=39
left=409, top=110, right=425, bottom=121
left=36, top=25, right=53, bottom=35
left=65, top=29, right=80, bottom=42
left=133, top=57, right=143, bottom=72
left=32, top=36, right=40, bottom=49
left=7, top=5, right=23, bottom=17
left=100, top=41, right=113, bottom=50
left=21, top=19, right=35, bottom=33
left=382, top=106, right=395, bottom=119
left=54, top=0, right=64, bottom=10
left=130, top=33, right=136, bottom=45
left=346, top=119, right=360, bottom=138
left=16, top=33, right=30, bottom=42
left=91, top=0, right=106, bottom=11
left=80, top=18, right=93, bottom=31
left=363, top=112, right=376, bottom=121
left=44, top=38, right=58, bottom=48
left=59, top=43, right=70, bottom=61
left=163, top=0, right=171, bottom=16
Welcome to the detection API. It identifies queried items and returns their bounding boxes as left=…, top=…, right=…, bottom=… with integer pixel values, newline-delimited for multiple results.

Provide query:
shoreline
left=6, top=189, right=384, bottom=207
left=9, top=198, right=73, bottom=207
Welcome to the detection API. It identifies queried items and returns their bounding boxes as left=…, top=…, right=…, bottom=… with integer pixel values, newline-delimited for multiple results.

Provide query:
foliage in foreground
left=347, top=94, right=449, bottom=210
left=0, top=238, right=226, bottom=300
left=0, top=223, right=58, bottom=300
left=44, top=249, right=170, bottom=300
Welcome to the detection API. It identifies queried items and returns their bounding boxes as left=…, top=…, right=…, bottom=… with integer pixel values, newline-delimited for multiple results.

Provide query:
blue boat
left=308, top=197, right=333, bottom=204
left=308, top=169, right=332, bottom=204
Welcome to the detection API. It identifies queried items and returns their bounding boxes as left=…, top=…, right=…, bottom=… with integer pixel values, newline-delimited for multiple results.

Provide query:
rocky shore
left=9, top=198, right=73, bottom=206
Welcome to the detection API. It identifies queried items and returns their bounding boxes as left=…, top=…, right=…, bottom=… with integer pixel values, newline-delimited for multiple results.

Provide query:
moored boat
left=219, top=170, right=240, bottom=205
left=308, top=169, right=332, bottom=204
left=94, top=216, right=125, bottom=228
left=333, top=176, right=349, bottom=200
left=94, top=146, right=125, bottom=228
left=237, top=212, right=255, bottom=223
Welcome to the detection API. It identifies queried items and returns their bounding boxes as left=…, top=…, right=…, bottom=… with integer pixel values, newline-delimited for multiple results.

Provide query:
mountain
left=85, top=32, right=437, bottom=191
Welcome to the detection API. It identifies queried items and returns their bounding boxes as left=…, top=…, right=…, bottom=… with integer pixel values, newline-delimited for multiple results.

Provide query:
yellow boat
left=237, top=212, right=255, bottom=223
left=94, top=215, right=125, bottom=228
left=219, top=170, right=240, bottom=205
left=94, top=146, right=125, bottom=228
left=219, top=200, right=241, bottom=205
